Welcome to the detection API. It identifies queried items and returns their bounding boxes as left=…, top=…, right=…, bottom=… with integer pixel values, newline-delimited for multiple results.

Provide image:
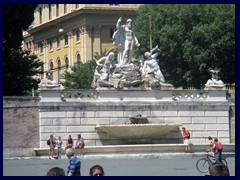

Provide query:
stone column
left=42, top=40, right=48, bottom=79
left=81, top=25, right=93, bottom=61
left=93, top=25, right=101, bottom=55
left=67, top=30, right=74, bottom=66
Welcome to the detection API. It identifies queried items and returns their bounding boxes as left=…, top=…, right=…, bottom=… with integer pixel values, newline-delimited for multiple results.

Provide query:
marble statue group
left=93, top=17, right=173, bottom=89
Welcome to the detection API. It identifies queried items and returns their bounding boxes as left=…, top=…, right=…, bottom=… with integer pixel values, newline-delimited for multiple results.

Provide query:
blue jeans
left=215, top=151, right=222, bottom=164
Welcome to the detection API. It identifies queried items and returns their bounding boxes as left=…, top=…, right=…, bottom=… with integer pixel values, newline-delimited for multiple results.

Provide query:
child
left=56, top=136, right=63, bottom=159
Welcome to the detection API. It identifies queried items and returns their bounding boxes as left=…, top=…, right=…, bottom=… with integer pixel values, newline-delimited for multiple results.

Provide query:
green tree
left=61, top=60, right=96, bottom=90
left=135, top=4, right=235, bottom=88
left=3, top=4, right=43, bottom=96
left=4, top=49, right=43, bottom=96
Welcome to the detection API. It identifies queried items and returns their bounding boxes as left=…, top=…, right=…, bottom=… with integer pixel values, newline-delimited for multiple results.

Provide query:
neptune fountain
left=38, top=17, right=230, bottom=147
left=93, top=17, right=179, bottom=143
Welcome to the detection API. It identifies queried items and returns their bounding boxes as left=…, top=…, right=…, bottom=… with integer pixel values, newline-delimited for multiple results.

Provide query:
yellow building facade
left=24, top=4, right=141, bottom=82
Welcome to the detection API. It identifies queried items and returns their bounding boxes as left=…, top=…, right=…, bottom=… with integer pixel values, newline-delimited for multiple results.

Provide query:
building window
left=57, top=36, right=61, bottom=48
left=57, top=59, right=61, bottom=82
left=109, top=28, right=116, bottom=39
left=49, top=4, right=52, bottom=20
left=65, top=57, right=70, bottom=72
left=77, top=54, right=81, bottom=66
left=49, top=61, right=54, bottom=80
left=76, top=30, right=80, bottom=42
left=56, top=4, right=59, bottom=17
left=39, top=7, right=42, bottom=24
left=64, top=4, right=67, bottom=14
left=64, top=34, right=68, bottom=46
left=49, top=39, right=53, bottom=51
left=39, top=42, right=43, bottom=53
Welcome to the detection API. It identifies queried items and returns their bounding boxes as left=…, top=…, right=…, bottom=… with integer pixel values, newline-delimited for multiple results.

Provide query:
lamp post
left=149, top=15, right=152, bottom=50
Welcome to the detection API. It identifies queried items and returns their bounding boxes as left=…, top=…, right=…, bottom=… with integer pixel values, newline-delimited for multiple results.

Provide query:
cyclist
left=211, top=138, right=223, bottom=164
left=207, top=136, right=215, bottom=158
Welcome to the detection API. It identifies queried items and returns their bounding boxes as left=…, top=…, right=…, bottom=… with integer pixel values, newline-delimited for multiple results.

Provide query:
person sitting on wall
left=74, top=134, right=85, bottom=156
left=65, top=135, right=74, bottom=150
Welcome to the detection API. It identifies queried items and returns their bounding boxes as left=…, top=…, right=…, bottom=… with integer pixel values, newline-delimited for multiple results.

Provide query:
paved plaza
left=3, top=153, right=235, bottom=176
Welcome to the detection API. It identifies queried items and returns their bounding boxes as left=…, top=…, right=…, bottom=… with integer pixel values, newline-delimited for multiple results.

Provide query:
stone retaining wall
left=3, top=97, right=40, bottom=157
left=39, top=89, right=233, bottom=148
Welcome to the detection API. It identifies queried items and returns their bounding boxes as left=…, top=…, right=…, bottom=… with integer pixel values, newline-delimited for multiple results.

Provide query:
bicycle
left=196, top=151, right=228, bottom=173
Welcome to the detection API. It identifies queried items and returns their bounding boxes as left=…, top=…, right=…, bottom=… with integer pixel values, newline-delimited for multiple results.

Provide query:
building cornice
left=27, top=6, right=140, bottom=35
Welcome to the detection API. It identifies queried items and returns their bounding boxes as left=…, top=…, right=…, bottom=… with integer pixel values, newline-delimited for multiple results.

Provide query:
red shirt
left=183, top=130, right=189, bottom=140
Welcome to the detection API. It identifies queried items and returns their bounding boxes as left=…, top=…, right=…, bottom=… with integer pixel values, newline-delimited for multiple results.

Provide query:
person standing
left=74, top=134, right=85, bottom=156
left=211, top=138, right=223, bottom=164
left=56, top=136, right=63, bottom=159
left=182, top=127, right=191, bottom=153
left=48, top=134, right=55, bottom=159
left=66, top=148, right=81, bottom=176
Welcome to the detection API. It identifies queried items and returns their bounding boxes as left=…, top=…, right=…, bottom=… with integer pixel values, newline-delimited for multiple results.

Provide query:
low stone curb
left=4, top=152, right=235, bottom=160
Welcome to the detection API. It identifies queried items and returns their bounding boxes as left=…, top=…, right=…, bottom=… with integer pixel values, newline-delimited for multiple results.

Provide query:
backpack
left=47, top=139, right=50, bottom=145
left=188, top=132, right=190, bottom=139
left=217, top=142, right=223, bottom=151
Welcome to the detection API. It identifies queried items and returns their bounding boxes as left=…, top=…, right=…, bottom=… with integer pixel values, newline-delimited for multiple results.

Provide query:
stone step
left=33, top=144, right=235, bottom=156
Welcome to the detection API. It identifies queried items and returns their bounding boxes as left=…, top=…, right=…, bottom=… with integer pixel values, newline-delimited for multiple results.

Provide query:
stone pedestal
left=204, top=86, right=227, bottom=101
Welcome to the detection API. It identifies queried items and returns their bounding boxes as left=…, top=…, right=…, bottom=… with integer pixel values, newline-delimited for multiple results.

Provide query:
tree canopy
left=4, top=49, right=43, bottom=96
left=135, top=4, right=235, bottom=88
left=3, top=4, right=43, bottom=96
left=61, top=60, right=96, bottom=90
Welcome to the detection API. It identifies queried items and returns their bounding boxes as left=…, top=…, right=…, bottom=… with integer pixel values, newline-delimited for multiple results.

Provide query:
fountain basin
left=96, top=123, right=181, bottom=139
